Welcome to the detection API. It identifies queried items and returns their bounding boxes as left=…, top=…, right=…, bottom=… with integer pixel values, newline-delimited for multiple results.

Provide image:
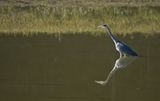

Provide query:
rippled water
left=0, top=34, right=159, bottom=101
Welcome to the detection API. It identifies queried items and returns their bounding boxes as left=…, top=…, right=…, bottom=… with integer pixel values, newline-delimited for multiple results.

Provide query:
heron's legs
left=124, top=54, right=127, bottom=57
left=120, top=52, right=127, bottom=58
left=120, top=52, right=123, bottom=58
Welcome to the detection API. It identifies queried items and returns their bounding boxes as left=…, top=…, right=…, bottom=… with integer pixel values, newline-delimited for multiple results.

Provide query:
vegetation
left=0, top=0, right=160, bottom=35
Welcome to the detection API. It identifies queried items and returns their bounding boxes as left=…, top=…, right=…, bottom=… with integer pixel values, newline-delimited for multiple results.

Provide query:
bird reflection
left=95, top=56, right=137, bottom=86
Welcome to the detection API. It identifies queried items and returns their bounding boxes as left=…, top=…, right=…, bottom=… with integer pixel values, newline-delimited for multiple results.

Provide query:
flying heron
left=98, top=24, right=138, bottom=57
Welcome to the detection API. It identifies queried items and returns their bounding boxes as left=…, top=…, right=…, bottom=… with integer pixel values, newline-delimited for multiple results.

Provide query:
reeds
left=0, top=5, right=159, bottom=35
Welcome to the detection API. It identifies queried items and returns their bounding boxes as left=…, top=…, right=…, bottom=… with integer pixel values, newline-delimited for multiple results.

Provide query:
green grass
left=0, top=4, right=160, bottom=35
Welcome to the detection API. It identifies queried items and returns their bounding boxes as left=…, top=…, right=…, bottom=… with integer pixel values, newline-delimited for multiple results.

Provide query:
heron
left=98, top=24, right=138, bottom=57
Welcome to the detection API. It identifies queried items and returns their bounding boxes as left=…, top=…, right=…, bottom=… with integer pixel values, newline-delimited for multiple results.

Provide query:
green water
left=0, top=34, right=159, bottom=101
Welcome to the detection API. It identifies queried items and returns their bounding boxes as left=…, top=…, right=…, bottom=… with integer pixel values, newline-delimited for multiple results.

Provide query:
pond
left=0, top=34, right=159, bottom=101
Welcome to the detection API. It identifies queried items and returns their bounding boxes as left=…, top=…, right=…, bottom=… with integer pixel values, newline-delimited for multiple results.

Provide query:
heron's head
left=97, top=24, right=109, bottom=29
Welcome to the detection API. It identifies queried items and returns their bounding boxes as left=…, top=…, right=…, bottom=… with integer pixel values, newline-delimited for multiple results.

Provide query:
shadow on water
left=95, top=56, right=137, bottom=86
left=0, top=33, right=160, bottom=101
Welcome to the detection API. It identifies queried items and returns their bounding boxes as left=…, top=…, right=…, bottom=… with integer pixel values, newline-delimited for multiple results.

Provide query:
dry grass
left=0, top=2, right=159, bottom=35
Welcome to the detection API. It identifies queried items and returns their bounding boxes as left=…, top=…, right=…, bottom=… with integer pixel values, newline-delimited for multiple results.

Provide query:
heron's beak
left=97, top=25, right=105, bottom=29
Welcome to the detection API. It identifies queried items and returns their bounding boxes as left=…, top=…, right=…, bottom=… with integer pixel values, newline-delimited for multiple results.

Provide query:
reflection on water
left=95, top=56, right=137, bottom=85
left=0, top=34, right=160, bottom=101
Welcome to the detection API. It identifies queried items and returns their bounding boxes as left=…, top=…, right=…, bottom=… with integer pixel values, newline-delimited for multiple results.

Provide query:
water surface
left=0, top=34, right=159, bottom=101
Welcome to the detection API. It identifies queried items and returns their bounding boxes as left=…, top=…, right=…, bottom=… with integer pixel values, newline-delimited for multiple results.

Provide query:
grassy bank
left=0, top=4, right=160, bottom=35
